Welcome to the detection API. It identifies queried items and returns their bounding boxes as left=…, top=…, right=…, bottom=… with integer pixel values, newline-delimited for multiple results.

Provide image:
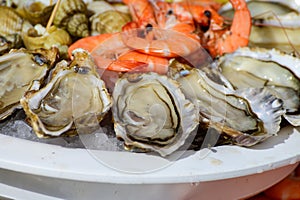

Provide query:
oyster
left=0, top=47, right=59, bottom=120
left=220, top=0, right=300, bottom=53
left=53, top=0, right=89, bottom=38
left=112, top=72, right=199, bottom=156
left=169, top=60, right=285, bottom=146
left=218, top=46, right=300, bottom=126
left=0, top=6, right=32, bottom=55
left=22, top=25, right=72, bottom=59
left=20, top=49, right=112, bottom=137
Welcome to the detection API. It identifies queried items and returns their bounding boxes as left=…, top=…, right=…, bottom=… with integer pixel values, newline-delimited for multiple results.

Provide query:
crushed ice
left=0, top=110, right=124, bottom=151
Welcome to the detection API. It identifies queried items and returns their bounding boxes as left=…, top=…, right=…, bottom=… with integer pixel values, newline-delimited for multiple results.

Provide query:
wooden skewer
left=46, top=0, right=62, bottom=32
left=50, top=0, right=53, bottom=5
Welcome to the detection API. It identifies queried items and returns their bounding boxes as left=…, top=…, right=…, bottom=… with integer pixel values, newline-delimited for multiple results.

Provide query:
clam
left=0, top=6, right=32, bottom=55
left=0, top=47, right=59, bottom=120
left=20, top=49, right=112, bottom=137
left=169, top=60, right=285, bottom=146
left=22, top=24, right=72, bottom=58
left=112, top=72, right=199, bottom=156
left=218, top=46, right=300, bottom=126
left=53, top=0, right=89, bottom=38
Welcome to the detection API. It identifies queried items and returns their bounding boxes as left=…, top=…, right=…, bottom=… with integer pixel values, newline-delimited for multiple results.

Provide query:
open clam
left=0, top=47, right=59, bottom=120
left=20, top=49, right=112, bottom=137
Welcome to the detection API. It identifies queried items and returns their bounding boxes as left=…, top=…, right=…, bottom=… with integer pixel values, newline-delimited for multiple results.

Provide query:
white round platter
left=0, top=125, right=299, bottom=199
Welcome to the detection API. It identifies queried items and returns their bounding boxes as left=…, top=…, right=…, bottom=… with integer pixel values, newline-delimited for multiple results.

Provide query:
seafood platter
left=1, top=0, right=300, bottom=199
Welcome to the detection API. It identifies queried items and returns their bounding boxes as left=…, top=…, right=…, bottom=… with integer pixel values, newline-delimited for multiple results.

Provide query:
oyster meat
left=20, top=49, right=112, bottom=137
left=218, top=46, right=300, bottom=126
left=0, top=47, right=59, bottom=120
left=169, top=60, right=285, bottom=146
left=112, top=72, right=199, bottom=156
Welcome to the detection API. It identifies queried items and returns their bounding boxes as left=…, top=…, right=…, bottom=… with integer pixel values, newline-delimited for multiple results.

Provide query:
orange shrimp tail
left=212, top=0, right=251, bottom=57
left=68, top=34, right=113, bottom=58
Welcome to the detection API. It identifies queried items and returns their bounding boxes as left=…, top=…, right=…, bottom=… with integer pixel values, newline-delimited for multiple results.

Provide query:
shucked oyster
left=112, top=72, right=199, bottom=156
left=169, top=61, right=285, bottom=146
left=0, top=47, right=58, bottom=120
left=21, top=49, right=112, bottom=137
left=218, top=46, right=300, bottom=126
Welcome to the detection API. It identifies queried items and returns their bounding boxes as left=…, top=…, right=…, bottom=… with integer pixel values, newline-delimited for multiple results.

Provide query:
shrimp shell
left=53, top=0, right=89, bottom=38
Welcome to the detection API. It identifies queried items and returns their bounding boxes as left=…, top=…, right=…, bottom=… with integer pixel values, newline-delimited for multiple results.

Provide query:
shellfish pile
left=1, top=0, right=300, bottom=157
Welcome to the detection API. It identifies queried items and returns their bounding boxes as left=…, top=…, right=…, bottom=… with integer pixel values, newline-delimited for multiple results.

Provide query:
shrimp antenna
left=253, top=10, right=299, bottom=57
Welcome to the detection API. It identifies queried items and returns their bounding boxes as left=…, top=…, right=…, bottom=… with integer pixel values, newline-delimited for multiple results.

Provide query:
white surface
left=0, top=125, right=299, bottom=184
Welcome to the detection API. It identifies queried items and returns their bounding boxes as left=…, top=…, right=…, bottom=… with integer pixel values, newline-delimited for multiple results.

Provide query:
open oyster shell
left=218, top=46, right=300, bottom=126
left=20, top=49, right=112, bottom=137
left=0, top=47, right=59, bottom=120
left=169, top=60, right=285, bottom=146
left=112, top=72, right=199, bottom=156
